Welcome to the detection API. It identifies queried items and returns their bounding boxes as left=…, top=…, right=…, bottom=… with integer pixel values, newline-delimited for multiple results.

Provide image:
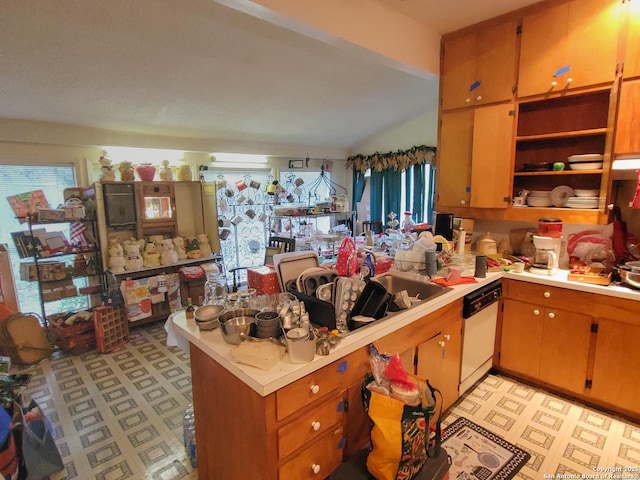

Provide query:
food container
left=616, top=267, right=640, bottom=289
left=538, top=218, right=563, bottom=238
left=284, top=328, right=315, bottom=363
left=194, top=304, right=225, bottom=331
left=218, top=309, right=259, bottom=344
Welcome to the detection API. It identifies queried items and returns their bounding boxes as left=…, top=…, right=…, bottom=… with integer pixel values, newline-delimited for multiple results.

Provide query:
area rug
left=442, top=417, right=530, bottom=480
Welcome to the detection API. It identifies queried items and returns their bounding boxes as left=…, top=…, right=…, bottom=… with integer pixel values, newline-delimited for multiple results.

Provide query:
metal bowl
left=218, top=309, right=259, bottom=344
left=618, top=267, right=640, bottom=289
left=195, top=304, right=225, bottom=323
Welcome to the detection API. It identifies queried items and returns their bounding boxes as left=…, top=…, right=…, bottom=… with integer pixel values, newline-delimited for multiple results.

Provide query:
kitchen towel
left=431, top=276, right=478, bottom=287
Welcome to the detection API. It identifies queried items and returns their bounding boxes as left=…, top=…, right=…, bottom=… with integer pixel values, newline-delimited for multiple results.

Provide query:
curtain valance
left=346, top=145, right=436, bottom=174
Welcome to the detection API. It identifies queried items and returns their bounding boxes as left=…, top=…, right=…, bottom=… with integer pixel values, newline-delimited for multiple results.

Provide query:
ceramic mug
left=513, top=196, right=526, bottom=206
left=258, top=213, right=268, bottom=222
left=295, top=177, right=304, bottom=187
left=237, top=194, right=246, bottom=204
left=219, top=229, right=231, bottom=240
left=235, top=179, right=247, bottom=191
left=249, top=180, right=261, bottom=189
left=218, top=218, right=231, bottom=227
left=232, top=216, right=243, bottom=226
left=245, top=209, right=256, bottom=219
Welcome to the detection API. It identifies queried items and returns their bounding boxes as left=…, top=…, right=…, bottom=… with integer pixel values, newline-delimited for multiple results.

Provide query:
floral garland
left=346, top=145, right=436, bottom=173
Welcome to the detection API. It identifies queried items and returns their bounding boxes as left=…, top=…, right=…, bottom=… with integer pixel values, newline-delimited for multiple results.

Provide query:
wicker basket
left=93, top=305, right=128, bottom=353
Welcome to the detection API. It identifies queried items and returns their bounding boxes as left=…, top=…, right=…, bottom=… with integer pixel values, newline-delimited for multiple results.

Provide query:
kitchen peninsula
left=172, top=271, right=640, bottom=479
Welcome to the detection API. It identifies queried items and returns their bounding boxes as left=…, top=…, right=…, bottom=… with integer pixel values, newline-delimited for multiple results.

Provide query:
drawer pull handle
left=548, top=312, right=555, bottom=319
left=312, top=464, right=321, bottom=475
left=438, top=340, right=446, bottom=348
left=311, top=421, right=321, bottom=431
left=310, top=384, right=320, bottom=395
left=551, top=80, right=557, bottom=87
left=444, top=334, right=451, bottom=341
left=543, top=292, right=551, bottom=298
left=533, top=309, right=540, bottom=316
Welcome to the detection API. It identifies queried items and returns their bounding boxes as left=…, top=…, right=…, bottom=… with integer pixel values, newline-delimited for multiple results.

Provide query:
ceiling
left=0, top=0, right=541, bottom=155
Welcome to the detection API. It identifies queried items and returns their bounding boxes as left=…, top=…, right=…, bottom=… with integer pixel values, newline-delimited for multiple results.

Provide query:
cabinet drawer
left=278, top=393, right=344, bottom=459
left=503, top=280, right=588, bottom=313
left=276, top=361, right=344, bottom=421
left=141, top=183, right=173, bottom=196
left=278, top=426, right=344, bottom=480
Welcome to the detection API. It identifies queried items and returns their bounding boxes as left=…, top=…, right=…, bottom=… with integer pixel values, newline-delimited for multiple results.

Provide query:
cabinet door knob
left=476, top=95, right=482, bottom=101
left=566, top=77, right=573, bottom=84
left=551, top=80, right=558, bottom=87
left=533, top=309, right=540, bottom=316
left=311, top=421, right=321, bottom=431
left=312, top=464, right=321, bottom=475
left=438, top=340, right=446, bottom=348
left=465, top=98, right=471, bottom=103
left=548, top=312, right=555, bottom=319
left=444, top=334, right=451, bottom=341
left=543, top=292, right=551, bottom=298
left=460, top=200, right=466, bottom=205
left=310, top=384, right=320, bottom=395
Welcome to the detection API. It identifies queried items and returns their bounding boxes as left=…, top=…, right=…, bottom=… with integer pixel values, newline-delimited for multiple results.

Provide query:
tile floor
left=13, top=323, right=640, bottom=479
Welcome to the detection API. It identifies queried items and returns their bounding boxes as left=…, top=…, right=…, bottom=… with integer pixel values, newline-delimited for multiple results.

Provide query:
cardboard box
left=248, top=266, right=281, bottom=295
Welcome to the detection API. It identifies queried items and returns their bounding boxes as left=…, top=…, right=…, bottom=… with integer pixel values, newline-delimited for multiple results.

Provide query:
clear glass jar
left=203, top=273, right=228, bottom=305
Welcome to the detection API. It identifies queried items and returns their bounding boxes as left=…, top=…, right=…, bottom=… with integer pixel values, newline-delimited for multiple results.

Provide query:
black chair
left=362, top=221, right=384, bottom=234
left=229, top=236, right=296, bottom=291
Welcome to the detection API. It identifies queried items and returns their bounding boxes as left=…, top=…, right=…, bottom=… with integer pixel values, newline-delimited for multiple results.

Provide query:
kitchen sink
left=372, top=274, right=452, bottom=307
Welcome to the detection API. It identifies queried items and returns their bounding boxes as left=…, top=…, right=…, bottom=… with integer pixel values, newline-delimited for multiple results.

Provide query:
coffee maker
left=530, top=235, right=561, bottom=275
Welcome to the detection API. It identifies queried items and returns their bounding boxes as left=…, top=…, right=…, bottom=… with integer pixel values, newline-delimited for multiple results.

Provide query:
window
left=0, top=164, right=80, bottom=315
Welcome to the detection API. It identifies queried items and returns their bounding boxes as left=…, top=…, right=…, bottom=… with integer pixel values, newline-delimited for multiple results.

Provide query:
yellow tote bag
left=363, top=374, right=440, bottom=480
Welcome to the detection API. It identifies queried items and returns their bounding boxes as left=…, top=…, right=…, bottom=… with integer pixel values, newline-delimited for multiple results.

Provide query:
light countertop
left=172, top=269, right=639, bottom=396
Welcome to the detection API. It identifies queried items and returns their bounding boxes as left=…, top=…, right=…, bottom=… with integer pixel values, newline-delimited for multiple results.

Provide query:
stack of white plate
left=568, top=154, right=604, bottom=170
left=566, top=196, right=599, bottom=209
left=526, top=190, right=552, bottom=207
left=574, top=189, right=600, bottom=197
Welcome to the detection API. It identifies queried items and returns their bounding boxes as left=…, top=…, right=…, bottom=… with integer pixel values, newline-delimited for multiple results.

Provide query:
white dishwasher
left=460, top=281, right=502, bottom=396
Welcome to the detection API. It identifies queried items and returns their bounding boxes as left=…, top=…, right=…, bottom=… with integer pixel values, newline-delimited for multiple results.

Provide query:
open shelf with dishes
left=511, top=88, right=612, bottom=220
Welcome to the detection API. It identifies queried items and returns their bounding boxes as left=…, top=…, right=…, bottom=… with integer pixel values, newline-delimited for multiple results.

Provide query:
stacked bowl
left=568, top=154, right=604, bottom=170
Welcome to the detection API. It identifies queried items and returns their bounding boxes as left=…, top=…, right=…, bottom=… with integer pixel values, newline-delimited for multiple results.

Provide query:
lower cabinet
left=189, top=299, right=464, bottom=479
left=590, top=318, right=640, bottom=414
left=501, top=298, right=592, bottom=395
left=499, top=279, right=640, bottom=419
left=416, top=317, right=462, bottom=412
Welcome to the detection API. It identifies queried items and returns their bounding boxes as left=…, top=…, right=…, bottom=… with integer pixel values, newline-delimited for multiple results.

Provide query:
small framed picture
left=288, top=159, right=303, bottom=169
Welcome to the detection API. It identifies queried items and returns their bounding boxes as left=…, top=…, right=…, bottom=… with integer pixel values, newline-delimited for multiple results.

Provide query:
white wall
left=350, top=109, right=439, bottom=155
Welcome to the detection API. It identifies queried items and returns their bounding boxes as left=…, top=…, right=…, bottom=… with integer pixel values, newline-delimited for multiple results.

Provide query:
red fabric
left=431, top=276, right=478, bottom=287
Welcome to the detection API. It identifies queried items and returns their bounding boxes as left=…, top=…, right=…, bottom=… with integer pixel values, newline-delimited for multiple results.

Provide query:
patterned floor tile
left=11, top=326, right=640, bottom=479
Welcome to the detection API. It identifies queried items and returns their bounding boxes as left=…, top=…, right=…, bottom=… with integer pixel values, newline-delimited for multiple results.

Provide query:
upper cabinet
left=436, top=104, right=513, bottom=210
left=614, top=78, right=640, bottom=155
left=518, top=0, right=622, bottom=98
left=622, top=0, right=640, bottom=78
left=441, top=19, right=518, bottom=111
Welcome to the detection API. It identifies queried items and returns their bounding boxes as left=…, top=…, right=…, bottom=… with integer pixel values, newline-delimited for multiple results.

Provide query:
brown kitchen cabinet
left=415, top=317, right=462, bottom=412
left=436, top=103, right=513, bottom=210
left=590, top=318, right=640, bottom=415
left=501, top=298, right=593, bottom=395
left=614, top=78, right=640, bottom=155
left=188, top=299, right=464, bottom=479
left=440, top=19, right=518, bottom=111
left=621, top=0, right=640, bottom=79
left=510, top=88, right=616, bottom=223
left=517, top=0, right=622, bottom=98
